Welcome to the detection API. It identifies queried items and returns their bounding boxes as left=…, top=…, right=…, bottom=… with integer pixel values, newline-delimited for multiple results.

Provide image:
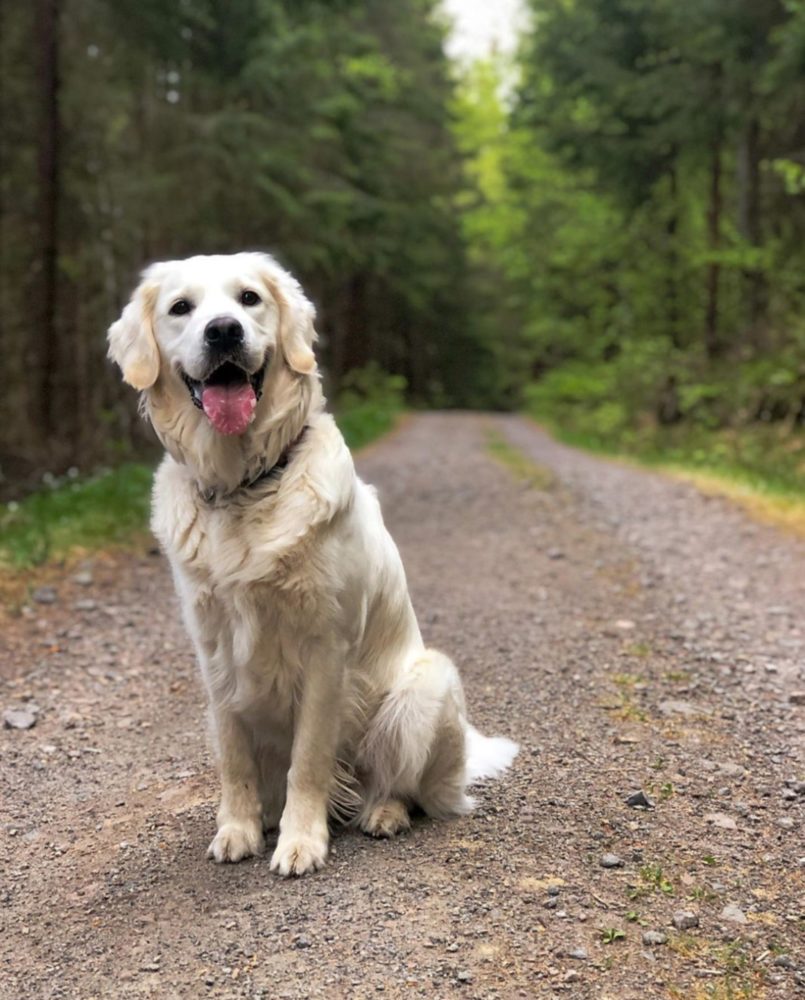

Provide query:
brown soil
left=1, top=414, right=802, bottom=999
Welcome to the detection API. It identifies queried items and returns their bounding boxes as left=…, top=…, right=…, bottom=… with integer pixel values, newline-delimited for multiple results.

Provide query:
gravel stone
left=3, top=709, right=37, bottom=730
left=720, top=904, right=747, bottom=925
left=31, top=587, right=57, bottom=605
left=567, top=948, right=588, bottom=961
left=600, top=853, right=624, bottom=868
left=626, top=790, right=654, bottom=809
left=672, top=911, right=700, bottom=931
left=642, top=931, right=668, bottom=946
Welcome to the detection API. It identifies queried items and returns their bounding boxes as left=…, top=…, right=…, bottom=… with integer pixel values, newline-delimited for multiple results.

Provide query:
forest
left=3, top=0, right=805, bottom=497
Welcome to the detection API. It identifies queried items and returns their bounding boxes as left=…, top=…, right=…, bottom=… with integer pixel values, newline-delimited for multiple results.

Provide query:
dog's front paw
left=207, top=820, right=264, bottom=863
left=270, top=828, right=328, bottom=876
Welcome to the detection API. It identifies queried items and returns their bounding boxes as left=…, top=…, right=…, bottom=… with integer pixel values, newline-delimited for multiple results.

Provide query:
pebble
left=705, top=812, right=737, bottom=830
left=74, top=599, right=97, bottom=612
left=789, top=691, right=805, bottom=706
left=3, top=709, right=37, bottom=730
left=658, top=699, right=700, bottom=717
left=456, top=971, right=472, bottom=983
left=776, top=817, right=795, bottom=831
left=567, top=948, right=588, bottom=960
left=547, top=548, right=565, bottom=560
left=672, top=911, right=699, bottom=931
left=626, top=790, right=654, bottom=809
left=773, top=955, right=795, bottom=969
left=32, top=587, right=57, bottom=605
left=600, top=853, right=624, bottom=868
left=720, top=904, right=747, bottom=925
left=642, top=931, right=667, bottom=946
left=72, top=571, right=94, bottom=586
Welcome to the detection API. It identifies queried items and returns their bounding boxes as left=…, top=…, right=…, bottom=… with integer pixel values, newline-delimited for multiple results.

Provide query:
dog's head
left=108, top=252, right=317, bottom=438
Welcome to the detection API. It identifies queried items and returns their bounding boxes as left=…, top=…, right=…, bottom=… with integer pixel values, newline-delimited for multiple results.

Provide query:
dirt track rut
left=1, top=413, right=803, bottom=999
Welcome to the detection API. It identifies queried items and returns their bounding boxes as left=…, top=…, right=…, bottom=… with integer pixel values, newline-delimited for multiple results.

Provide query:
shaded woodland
left=0, top=0, right=486, bottom=485
left=5, top=0, right=805, bottom=492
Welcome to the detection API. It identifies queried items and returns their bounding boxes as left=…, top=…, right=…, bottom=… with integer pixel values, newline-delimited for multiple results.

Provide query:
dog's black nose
left=204, top=317, right=243, bottom=350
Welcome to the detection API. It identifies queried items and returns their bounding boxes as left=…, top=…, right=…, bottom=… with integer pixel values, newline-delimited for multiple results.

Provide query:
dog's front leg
left=270, top=650, right=343, bottom=876
left=207, top=709, right=265, bottom=863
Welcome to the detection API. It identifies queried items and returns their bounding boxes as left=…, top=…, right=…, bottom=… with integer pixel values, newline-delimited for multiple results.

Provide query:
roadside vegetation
left=0, top=369, right=404, bottom=571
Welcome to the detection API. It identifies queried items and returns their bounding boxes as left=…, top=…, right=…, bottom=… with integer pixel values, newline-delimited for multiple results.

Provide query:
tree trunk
left=666, top=159, right=681, bottom=349
left=737, top=116, right=767, bottom=347
left=34, top=0, right=61, bottom=449
left=705, top=123, right=723, bottom=359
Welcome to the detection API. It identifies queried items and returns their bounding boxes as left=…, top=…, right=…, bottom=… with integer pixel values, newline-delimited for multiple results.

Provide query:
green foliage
left=335, top=363, right=406, bottom=451
left=0, top=465, right=153, bottom=569
left=449, top=0, right=805, bottom=482
left=0, top=377, right=404, bottom=569
left=1, top=0, right=488, bottom=478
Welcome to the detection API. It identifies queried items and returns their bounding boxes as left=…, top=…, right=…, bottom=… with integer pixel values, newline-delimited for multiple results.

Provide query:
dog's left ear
left=259, top=257, right=317, bottom=375
left=107, top=279, right=161, bottom=390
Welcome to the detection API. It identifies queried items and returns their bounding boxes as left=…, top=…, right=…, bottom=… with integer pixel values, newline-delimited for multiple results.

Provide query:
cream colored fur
left=108, top=252, right=517, bottom=876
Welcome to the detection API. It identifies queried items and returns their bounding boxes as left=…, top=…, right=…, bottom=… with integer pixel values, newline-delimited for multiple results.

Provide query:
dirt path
left=1, top=414, right=802, bottom=1000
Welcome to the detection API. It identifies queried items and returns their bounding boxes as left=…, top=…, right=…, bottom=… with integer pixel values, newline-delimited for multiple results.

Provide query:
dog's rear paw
left=360, top=800, right=411, bottom=838
left=270, top=828, right=328, bottom=876
left=207, top=821, right=264, bottom=863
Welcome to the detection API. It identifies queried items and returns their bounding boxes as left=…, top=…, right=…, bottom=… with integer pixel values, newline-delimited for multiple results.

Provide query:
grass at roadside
left=0, top=365, right=406, bottom=572
left=0, top=464, right=154, bottom=570
left=485, top=429, right=554, bottom=489
left=530, top=413, right=805, bottom=537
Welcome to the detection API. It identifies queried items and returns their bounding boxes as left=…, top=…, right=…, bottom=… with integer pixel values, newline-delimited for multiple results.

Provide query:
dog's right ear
left=107, top=280, right=161, bottom=390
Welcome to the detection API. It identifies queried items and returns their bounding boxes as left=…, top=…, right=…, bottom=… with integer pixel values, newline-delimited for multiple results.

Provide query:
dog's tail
left=361, top=649, right=456, bottom=800
left=360, top=649, right=519, bottom=814
left=464, top=725, right=519, bottom=784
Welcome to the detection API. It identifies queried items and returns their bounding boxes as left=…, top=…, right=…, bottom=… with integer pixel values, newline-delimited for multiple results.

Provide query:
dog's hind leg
left=359, top=798, right=411, bottom=838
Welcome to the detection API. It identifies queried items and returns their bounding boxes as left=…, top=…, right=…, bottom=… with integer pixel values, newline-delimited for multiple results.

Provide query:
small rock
left=563, top=971, right=580, bottom=983
left=720, top=904, right=747, bottom=925
left=600, top=853, right=624, bottom=869
left=293, top=936, right=311, bottom=950
left=658, top=699, right=701, bottom=718
left=672, top=910, right=699, bottom=931
left=74, top=599, right=97, bottom=612
left=788, top=691, right=805, bottom=706
left=705, top=812, right=737, bottom=830
left=72, top=571, right=94, bottom=587
left=547, top=548, right=565, bottom=560
left=615, top=619, right=635, bottom=630
left=456, top=971, right=472, bottom=983
left=773, top=955, right=795, bottom=969
left=32, top=587, right=57, bottom=605
left=626, top=790, right=654, bottom=809
left=776, top=817, right=795, bottom=831
left=642, top=931, right=667, bottom=946
left=3, top=709, right=37, bottom=730
left=567, top=948, right=588, bottom=961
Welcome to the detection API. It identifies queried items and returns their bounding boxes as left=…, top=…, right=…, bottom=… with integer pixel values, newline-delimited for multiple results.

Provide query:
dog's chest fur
left=152, top=422, right=354, bottom=722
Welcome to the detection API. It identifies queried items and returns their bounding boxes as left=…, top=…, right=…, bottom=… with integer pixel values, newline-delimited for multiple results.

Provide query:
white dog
left=108, top=252, right=517, bottom=876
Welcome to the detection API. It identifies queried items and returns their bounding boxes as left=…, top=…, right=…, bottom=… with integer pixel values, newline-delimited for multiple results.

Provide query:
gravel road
left=1, top=413, right=803, bottom=999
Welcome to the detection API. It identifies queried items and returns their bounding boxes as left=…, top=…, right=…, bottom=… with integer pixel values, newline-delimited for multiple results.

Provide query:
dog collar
left=199, top=426, right=308, bottom=504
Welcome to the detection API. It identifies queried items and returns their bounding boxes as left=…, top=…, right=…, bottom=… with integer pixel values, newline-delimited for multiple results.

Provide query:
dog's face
left=108, top=253, right=317, bottom=436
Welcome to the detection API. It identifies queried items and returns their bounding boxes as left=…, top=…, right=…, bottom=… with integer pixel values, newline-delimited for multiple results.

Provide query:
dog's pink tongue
left=201, top=383, right=256, bottom=435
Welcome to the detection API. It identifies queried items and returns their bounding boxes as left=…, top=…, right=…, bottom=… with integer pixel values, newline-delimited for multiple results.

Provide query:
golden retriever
left=108, top=252, right=517, bottom=876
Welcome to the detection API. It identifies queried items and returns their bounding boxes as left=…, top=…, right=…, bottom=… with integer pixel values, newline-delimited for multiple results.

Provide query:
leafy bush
left=335, top=364, right=407, bottom=450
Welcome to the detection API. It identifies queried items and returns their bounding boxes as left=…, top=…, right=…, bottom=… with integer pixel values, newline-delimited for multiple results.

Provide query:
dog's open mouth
left=182, top=361, right=267, bottom=436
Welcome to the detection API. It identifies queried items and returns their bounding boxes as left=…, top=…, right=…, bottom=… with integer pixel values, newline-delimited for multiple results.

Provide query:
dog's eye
left=169, top=299, right=193, bottom=316
left=240, top=290, right=261, bottom=307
